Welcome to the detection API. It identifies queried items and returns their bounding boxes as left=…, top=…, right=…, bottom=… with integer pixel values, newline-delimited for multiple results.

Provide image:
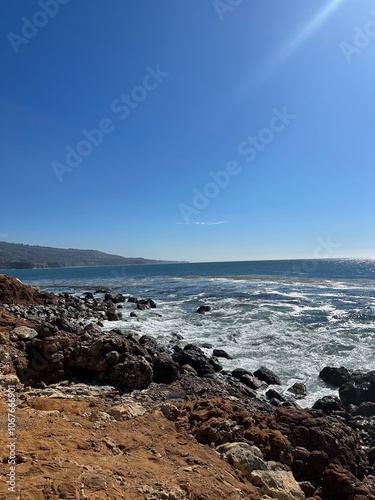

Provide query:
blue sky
left=1, top=0, right=374, bottom=262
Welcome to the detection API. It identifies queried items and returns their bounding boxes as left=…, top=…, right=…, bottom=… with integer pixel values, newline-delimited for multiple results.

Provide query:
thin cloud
left=176, top=221, right=228, bottom=225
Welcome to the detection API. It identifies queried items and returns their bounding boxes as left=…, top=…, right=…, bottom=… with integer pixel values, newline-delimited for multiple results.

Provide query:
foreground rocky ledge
left=1, top=275, right=375, bottom=499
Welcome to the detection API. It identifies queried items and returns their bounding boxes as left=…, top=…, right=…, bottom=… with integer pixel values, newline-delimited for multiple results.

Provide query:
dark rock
left=106, top=308, right=122, bottom=321
left=152, top=352, right=179, bottom=384
left=287, top=383, right=307, bottom=399
left=254, top=366, right=281, bottom=385
left=312, top=396, right=345, bottom=415
left=94, top=289, right=110, bottom=294
left=319, top=366, right=351, bottom=387
left=83, top=292, right=94, bottom=299
left=266, top=389, right=286, bottom=402
left=209, top=357, right=223, bottom=373
left=240, top=374, right=263, bottom=390
left=127, top=296, right=138, bottom=303
left=354, top=402, right=375, bottom=417
left=339, top=380, right=375, bottom=406
left=137, top=298, right=156, bottom=310
left=196, top=305, right=211, bottom=314
left=53, top=317, right=80, bottom=334
left=232, top=368, right=252, bottom=379
left=129, top=312, right=137, bottom=318
left=200, top=343, right=213, bottom=349
left=368, top=447, right=375, bottom=466
left=212, top=349, right=232, bottom=359
left=172, top=344, right=215, bottom=377
left=108, top=357, right=153, bottom=390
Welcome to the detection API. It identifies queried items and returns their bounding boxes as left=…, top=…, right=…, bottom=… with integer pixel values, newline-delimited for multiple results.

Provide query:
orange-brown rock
left=0, top=395, right=261, bottom=499
left=0, top=275, right=42, bottom=305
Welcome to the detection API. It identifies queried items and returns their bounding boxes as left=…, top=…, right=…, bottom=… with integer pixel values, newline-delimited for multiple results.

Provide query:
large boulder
left=312, top=396, right=345, bottom=415
left=172, top=344, right=215, bottom=377
left=250, top=470, right=305, bottom=500
left=319, top=366, right=351, bottom=387
left=152, top=352, right=179, bottom=384
left=254, top=366, right=281, bottom=385
left=108, top=358, right=153, bottom=390
left=217, top=442, right=267, bottom=477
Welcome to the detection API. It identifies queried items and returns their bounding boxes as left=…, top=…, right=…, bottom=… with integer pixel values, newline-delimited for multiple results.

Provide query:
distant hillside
left=0, top=242, right=175, bottom=269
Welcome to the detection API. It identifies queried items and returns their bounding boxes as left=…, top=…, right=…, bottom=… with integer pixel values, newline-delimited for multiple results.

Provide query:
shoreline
left=1, top=274, right=375, bottom=498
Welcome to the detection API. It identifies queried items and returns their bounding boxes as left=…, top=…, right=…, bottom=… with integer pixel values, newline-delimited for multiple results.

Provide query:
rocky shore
left=1, top=274, right=375, bottom=499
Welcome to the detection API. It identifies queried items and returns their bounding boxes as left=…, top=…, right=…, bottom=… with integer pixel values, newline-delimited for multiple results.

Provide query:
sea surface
left=2, top=258, right=375, bottom=407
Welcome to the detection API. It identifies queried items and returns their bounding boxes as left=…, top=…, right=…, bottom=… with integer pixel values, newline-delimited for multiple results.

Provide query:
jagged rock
left=322, top=464, right=375, bottom=500
left=319, top=366, right=351, bottom=387
left=108, top=358, right=153, bottom=390
left=266, top=389, right=286, bottom=402
left=137, top=298, right=156, bottom=310
left=250, top=470, right=305, bottom=500
left=104, top=293, right=125, bottom=303
left=209, top=356, right=223, bottom=372
left=254, top=366, right=281, bottom=385
left=312, top=396, right=345, bottom=415
left=216, top=442, right=267, bottom=476
left=172, top=344, right=215, bottom=377
left=152, top=352, right=179, bottom=384
left=287, top=383, right=307, bottom=399
left=354, top=402, right=375, bottom=417
left=232, top=367, right=252, bottom=379
left=240, top=374, right=263, bottom=390
left=10, top=326, right=38, bottom=340
left=339, top=380, right=375, bottom=406
left=106, top=308, right=122, bottom=321
left=196, top=305, right=211, bottom=314
left=0, top=275, right=42, bottom=305
left=212, top=349, right=232, bottom=359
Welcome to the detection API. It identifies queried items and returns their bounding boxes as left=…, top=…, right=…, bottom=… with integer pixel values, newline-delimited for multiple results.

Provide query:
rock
left=106, top=308, right=122, bottom=321
left=108, top=357, right=153, bottom=390
left=240, top=374, right=263, bottom=390
left=200, top=343, right=213, bottom=349
left=129, top=312, right=137, bottom=318
left=137, top=298, right=156, bottom=310
left=196, top=305, right=211, bottom=314
left=339, top=380, right=375, bottom=406
left=209, top=357, right=223, bottom=373
left=173, top=344, right=215, bottom=377
left=152, top=352, right=179, bottom=384
left=312, top=396, right=345, bottom=415
left=368, top=447, right=375, bottom=466
left=319, top=366, right=351, bottom=387
left=254, top=366, right=281, bottom=385
left=212, top=349, right=232, bottom=359
left=83, top=323, right=102, bottom=335
left=250, top=470, right=305, bottom=499
left=216, top=442, right=267, bottom=476
left=0, top=373, right=20, bottom=386
left=83, top=292, right=94, bottom=299
left=104, top=293, right=125, bottom=303
left=266, top=389, right=286, bottom=402
left=354, top=402, right=375, bottom=417
left=127, top=296, right=138, bottom=303
left=287, top=383, right=307, bottom=399
left=231, top=367, right=252, bottom=379
left=108, top=403, right=146, bottom=421
left=10, top=326, right=38, bottom=340
left=322, top=464, right=375, bottom=500
left=0, top=275, right=42, bottom=305
left=181, top=364, right=198, bottom=376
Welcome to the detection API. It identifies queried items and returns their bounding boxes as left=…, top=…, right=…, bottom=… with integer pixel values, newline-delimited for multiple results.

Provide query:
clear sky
left=1, top=0, right=374, bottom=262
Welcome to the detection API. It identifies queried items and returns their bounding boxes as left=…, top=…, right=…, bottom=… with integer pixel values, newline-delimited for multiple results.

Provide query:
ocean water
left=2, top=258, right=375, bottom=407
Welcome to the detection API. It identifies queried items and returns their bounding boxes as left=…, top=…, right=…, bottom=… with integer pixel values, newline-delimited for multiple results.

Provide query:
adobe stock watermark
left=5, top=384, right=17, bottom=493
left=52, top=65, right=169, bottom=182
left=7, top=0, right=71, bottom=55
left=340, top=11, right=375, bottom=63
left=178, top=106, right=296, bottom=224
left=213, top=0, right=244, bottom=22
left=285, top=236, right=340, bottom=277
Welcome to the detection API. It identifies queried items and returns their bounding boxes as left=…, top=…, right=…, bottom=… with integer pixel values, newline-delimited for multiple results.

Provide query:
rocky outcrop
left=172, top=344, right=216, bottom=377
left=0, top=274, right=43, bottom=305
left=254, top=366, right=281, bottom=385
